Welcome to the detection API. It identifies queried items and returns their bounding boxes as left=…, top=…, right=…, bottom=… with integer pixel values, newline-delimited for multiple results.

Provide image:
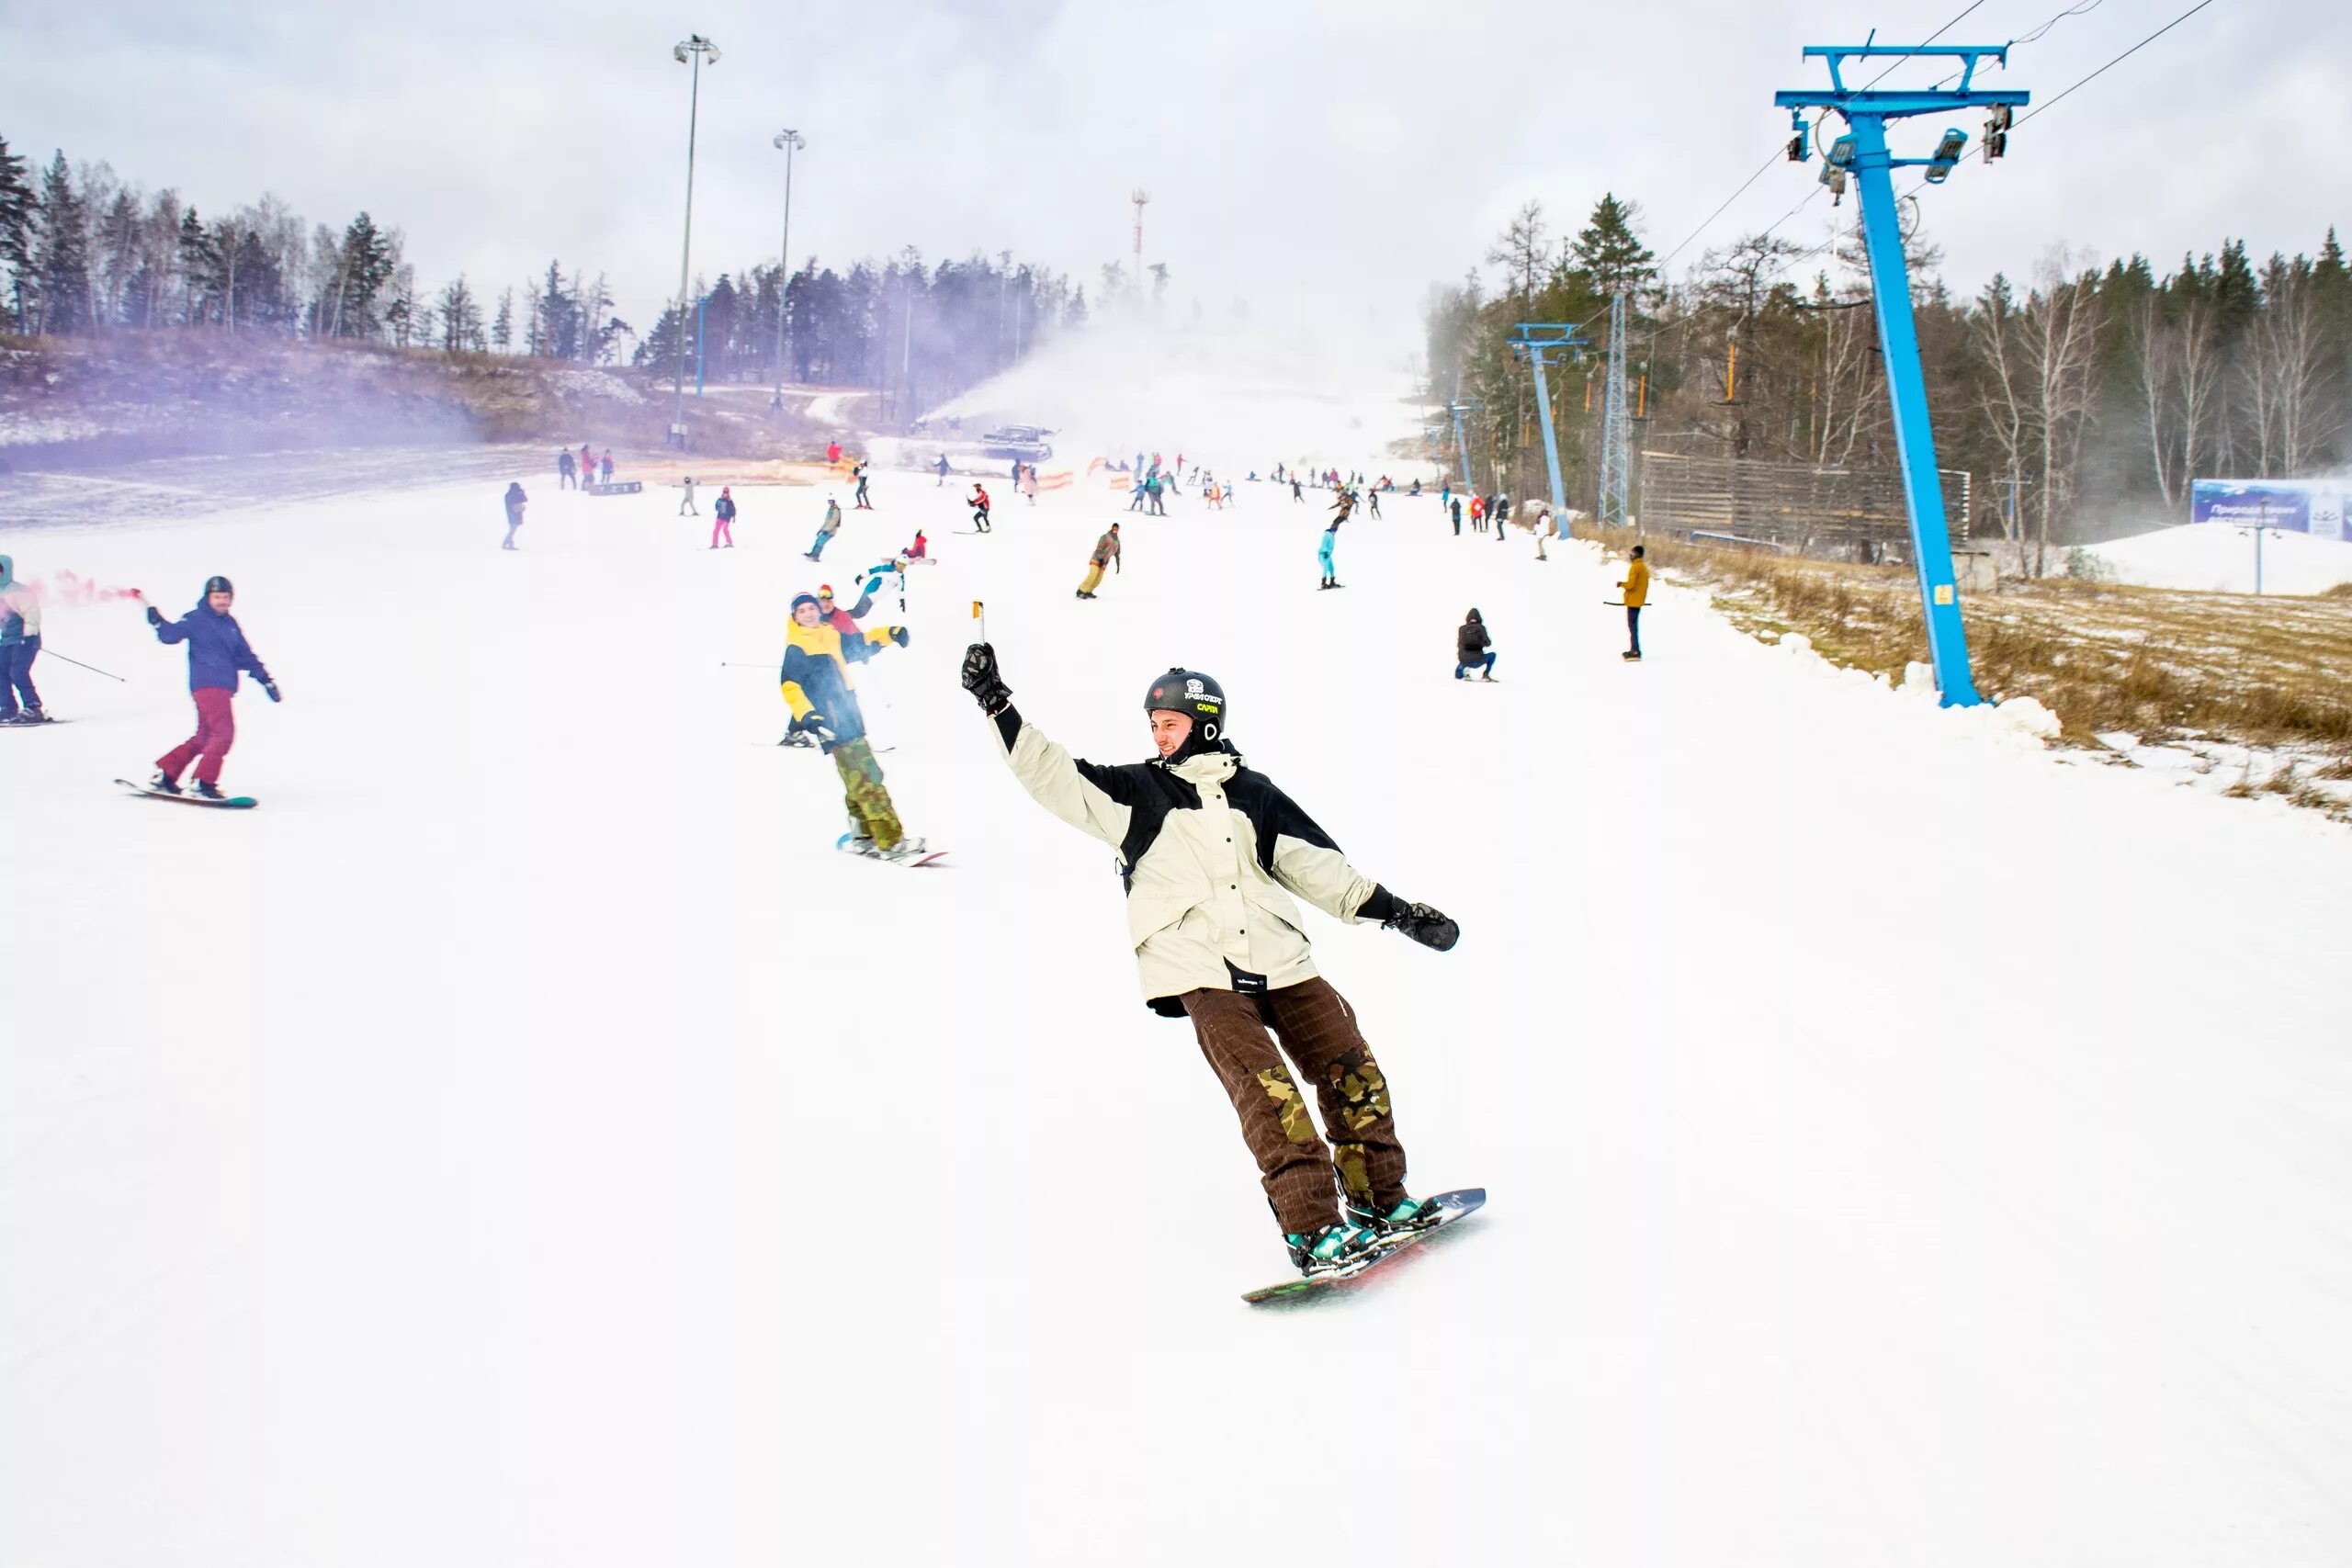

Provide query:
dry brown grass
left=1577, top=523, right=2352, bottom=764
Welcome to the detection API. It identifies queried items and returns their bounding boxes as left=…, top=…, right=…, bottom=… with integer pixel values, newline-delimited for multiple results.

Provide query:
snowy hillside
left=2087, top=519, right=2352, bottom=594
left=5, top=346, right=2352, bottom=1567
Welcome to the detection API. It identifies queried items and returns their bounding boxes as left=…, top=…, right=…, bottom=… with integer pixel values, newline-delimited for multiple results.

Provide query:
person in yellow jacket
left=778, top=592, right=922, bottom=858
left=1618, top=544, right=1649, bottom=661
left=1076, top=523, right=1121, bottom=600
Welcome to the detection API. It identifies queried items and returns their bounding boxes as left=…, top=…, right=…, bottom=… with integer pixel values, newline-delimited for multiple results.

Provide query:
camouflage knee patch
left=1325, top=1055, right=1391, bottom=1134
left=1329, top=1142, right=1374, bottom=1201
left=1256, top=1066, right=1318, bottom=1146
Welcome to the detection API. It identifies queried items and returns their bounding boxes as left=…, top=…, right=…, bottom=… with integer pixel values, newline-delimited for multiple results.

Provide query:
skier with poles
left=0, top=554, right=46, bottom=724
left=1076, top=524, right=1121, bottom=600
left=780, top=592, right=924, bottom=861
left=137, top=576, right=278, bottom=799
left=954, top=646, right=1461, bottom=1278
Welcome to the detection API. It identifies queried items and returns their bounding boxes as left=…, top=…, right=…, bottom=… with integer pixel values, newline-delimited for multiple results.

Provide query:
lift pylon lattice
left=1507, top=323, right=1590, bottom=519
left=1444, top=399, right=1482, bottom=498
left=1598, top=293, right=1632, bottom=529
left=1777, top=41, right=2029, bottom=708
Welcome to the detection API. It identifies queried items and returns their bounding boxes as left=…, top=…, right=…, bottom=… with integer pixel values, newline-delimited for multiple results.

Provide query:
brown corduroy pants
left=1182, top=977, right=1409, bottom=1236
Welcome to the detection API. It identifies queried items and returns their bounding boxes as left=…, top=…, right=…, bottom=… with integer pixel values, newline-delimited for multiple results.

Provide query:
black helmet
left=1144, top=666, right=1227, bottom=742
left=202, top=575, right=234, bottom=596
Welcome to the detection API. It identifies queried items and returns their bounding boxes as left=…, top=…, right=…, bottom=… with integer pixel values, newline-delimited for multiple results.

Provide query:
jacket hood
left=1162, top=739, right=1238, bottom=775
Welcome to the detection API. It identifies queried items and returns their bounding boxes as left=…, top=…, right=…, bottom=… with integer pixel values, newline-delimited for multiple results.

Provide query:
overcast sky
left=4, top=0, right=2345, bottom=357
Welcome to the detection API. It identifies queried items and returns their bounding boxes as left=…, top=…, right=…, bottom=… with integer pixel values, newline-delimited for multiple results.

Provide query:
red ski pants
left=712, top=517, right=733, bottom=547
left=158, top=686, right=236, bottom=784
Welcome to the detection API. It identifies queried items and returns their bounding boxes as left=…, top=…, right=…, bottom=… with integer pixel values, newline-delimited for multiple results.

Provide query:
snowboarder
left=1620, top=545, right=1649, bottom=660
left=1076, top=524, right=1121, bottom=600
left=935, top=454, right=951, bottom=487
left=853, top=463, right=873, bottom=511
left=905, top=529, right=929, bottom=562
left=711, top=487, right=738, bottom=549
left=141, top=576, right=278, bottom=799
left=0, top=554, right=45, bottom=724
left=969, top=483, right=992, bottom=533
left=502, top=482, right=527, bottom=550
left=954, top=648, right=1461, bottom=1276
left=679, top=476, right=699, bottom=516
left=808, top=496, right=843, bottom=560
left=1455, top=609, right=1496, bottom=681
left=781, top=592, right=920, bottom=858
left=1318, top=515, right=1344, bottom=590
left=557, top=448, right=577, bottom=490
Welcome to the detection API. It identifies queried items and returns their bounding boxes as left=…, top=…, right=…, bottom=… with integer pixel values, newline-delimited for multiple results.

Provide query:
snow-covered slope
left=6, top=357, right=2352, bottom=1566
left=2087, top=519, right=2352, bottom=594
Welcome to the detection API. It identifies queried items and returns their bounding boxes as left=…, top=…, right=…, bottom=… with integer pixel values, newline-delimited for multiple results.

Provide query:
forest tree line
left=0, top=132, right=1077, bottom=415
left=1424, top=192, right=2352, bottom=559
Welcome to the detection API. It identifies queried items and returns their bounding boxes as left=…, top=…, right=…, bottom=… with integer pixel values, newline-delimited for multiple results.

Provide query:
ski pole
left=719, top=661, right=773, bottom=669
left=39, top=649, right=126, bottom=681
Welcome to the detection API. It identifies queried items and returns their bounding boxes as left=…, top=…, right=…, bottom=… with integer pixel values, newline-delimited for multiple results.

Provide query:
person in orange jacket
left=1619, top=545, right=1649, bottom=660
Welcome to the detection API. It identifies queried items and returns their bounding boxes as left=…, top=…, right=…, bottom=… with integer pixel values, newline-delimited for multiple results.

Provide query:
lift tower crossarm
left=1507, top=322, right=1590, bottom=517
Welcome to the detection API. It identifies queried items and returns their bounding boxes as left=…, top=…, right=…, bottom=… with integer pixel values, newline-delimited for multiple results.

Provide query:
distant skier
left=711, top=487, right=738, bottom=549
left=1292, top=477, right=1304, bottom=503
left=502, top=481, right=527, bottom=551
left=141, top=575, right=278, bottom=799
left=0, top=554, right=44, bottom=724
left=954, top=647, right=1460, bottom=1277
left=680, top=476, right=699, bottom=517
left=969, top=483, right=992, bottom=533
left=1318, top=515, right=1344, bottom=590
left=1455, top=609, right=1496, bottom=681
left=578, top=445, right=595, bottom=488
left=854, top=463, right=873, bottom=511
left=1147, top=474, right=1167, bottom=516
left=935, top=454, right=951, bottom=486
left=1408, top=478, right=1421, bottom=497
left=1021, top=465, right=1038, bottom=505
left=557, top=448, right=577, bottom=490
left=600, top=452, right=615, bottom=486
left=1469, top=493, right=1486, bottom=533
left=1450, top=496, right=1463, bottom=536
left=1492, top=493, right=1510, bottom=545
left=1076, top=524, right=1121, bottom=600
left=1620, top=545, right=1649, bottom=661
left=780, top=592, right=922, bottom=859
left=1367, top=489, right=1382, bottom=521
left=1129, top=479, right=1148, bottom=513
left=826, top=439, right=843, bottom=466
left=808, top=496, right=843, bottom=560
left=905, top=529, right=929, bottom=562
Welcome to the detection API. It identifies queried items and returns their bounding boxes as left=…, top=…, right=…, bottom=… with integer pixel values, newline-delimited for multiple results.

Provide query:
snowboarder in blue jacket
left=141, top=575, right=278, bottom=798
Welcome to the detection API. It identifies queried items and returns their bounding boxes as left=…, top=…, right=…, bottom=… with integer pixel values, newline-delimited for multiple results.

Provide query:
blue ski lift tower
left=1445, top=398, right=1483, bottom=495
left=1598, top=293, right=1633, bottom=528
left=1777, top=41, right=2027, bottom=708
left=1507, top=323, right=1590, bottom=519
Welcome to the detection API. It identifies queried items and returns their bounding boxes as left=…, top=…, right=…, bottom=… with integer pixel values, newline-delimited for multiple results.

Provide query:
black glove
left=803, top=713, right=837, bottom=744
left=889, top=626, right=910, bottom=648
left=145, top=605, right=164, bottom=626
left=960, top=642, right=1012, bottom=714
left=1383, top=900, right=1459, bottom=953
left=262, top=680, right=282, bottom=703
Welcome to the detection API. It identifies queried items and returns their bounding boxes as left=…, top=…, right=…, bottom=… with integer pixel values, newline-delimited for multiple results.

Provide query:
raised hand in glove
left=262, top=680, right=282, bottom=703
left=802, top=713, right=838, bottom=745
left=145, top=604, right=164, bottom=626
left=1383, top=900, right=1460, bottom=953
left=889, top=626, right=910, bottom=648
left=960, top=642, right=1012, bottom=715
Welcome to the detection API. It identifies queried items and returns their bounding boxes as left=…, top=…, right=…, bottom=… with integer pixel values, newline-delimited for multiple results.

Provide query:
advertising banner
left=2189, top=479, right=2349, bottom=541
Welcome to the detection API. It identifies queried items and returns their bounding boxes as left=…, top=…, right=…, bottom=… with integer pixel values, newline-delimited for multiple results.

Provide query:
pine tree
left=0, top=135, right=39, bottom=331
left=32, top=151, right=93, bottom=333
left=1570, top=194, right=1657, bottom=299
left=492, top=287, right=514, bottom=353
left=537, top=260, right=577, bottom=359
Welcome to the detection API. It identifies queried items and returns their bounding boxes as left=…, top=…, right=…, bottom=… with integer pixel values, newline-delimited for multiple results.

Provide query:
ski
left=1242, top=1188, right=1486, bottom=1305
left=115, top=777, right=257, bottom=809
left=835, top=832, right=946, bottom=868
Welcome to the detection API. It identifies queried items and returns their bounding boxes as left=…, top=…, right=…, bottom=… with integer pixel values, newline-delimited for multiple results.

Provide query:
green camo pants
left=1182, top=977, right=1408, bottom=1236
left=831, top=738, right=904, bottom=850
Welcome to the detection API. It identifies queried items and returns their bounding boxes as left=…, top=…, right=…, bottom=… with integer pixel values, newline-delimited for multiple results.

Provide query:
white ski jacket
left=994, top=712, right=1391, bottom=1010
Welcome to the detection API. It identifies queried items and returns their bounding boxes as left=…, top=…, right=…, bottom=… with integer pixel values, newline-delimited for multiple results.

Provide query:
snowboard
left=1, top=715, right=64, bottom=726
left=1242, top=1188, right=1486, bottom=1305
left=835, top=832, right=947, bottom=868
left=116, top=777, right=257, bottom=809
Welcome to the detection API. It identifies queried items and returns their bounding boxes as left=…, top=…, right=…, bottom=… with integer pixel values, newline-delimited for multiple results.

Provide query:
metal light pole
left=669, top=33, right=720, bottom=449
left=770, top=128, right=804, bottom=411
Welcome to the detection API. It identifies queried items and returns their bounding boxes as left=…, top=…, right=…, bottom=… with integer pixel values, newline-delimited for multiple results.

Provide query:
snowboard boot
left=1284, top=1220, right=1376, bottom=1277
left=192, top=780, right=227, bottom=801
left=1344, top=1192, right=1443, bottom=1241
left=147, top=771, right=183, bottom=795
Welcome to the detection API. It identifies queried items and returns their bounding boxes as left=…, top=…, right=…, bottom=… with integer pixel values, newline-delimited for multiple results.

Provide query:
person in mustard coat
left=1619, top=545, right=1649, bottom=660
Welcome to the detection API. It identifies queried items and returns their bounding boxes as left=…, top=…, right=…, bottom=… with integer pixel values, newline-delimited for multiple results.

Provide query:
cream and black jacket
left=991, top=707, right=1401, bottom=1012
